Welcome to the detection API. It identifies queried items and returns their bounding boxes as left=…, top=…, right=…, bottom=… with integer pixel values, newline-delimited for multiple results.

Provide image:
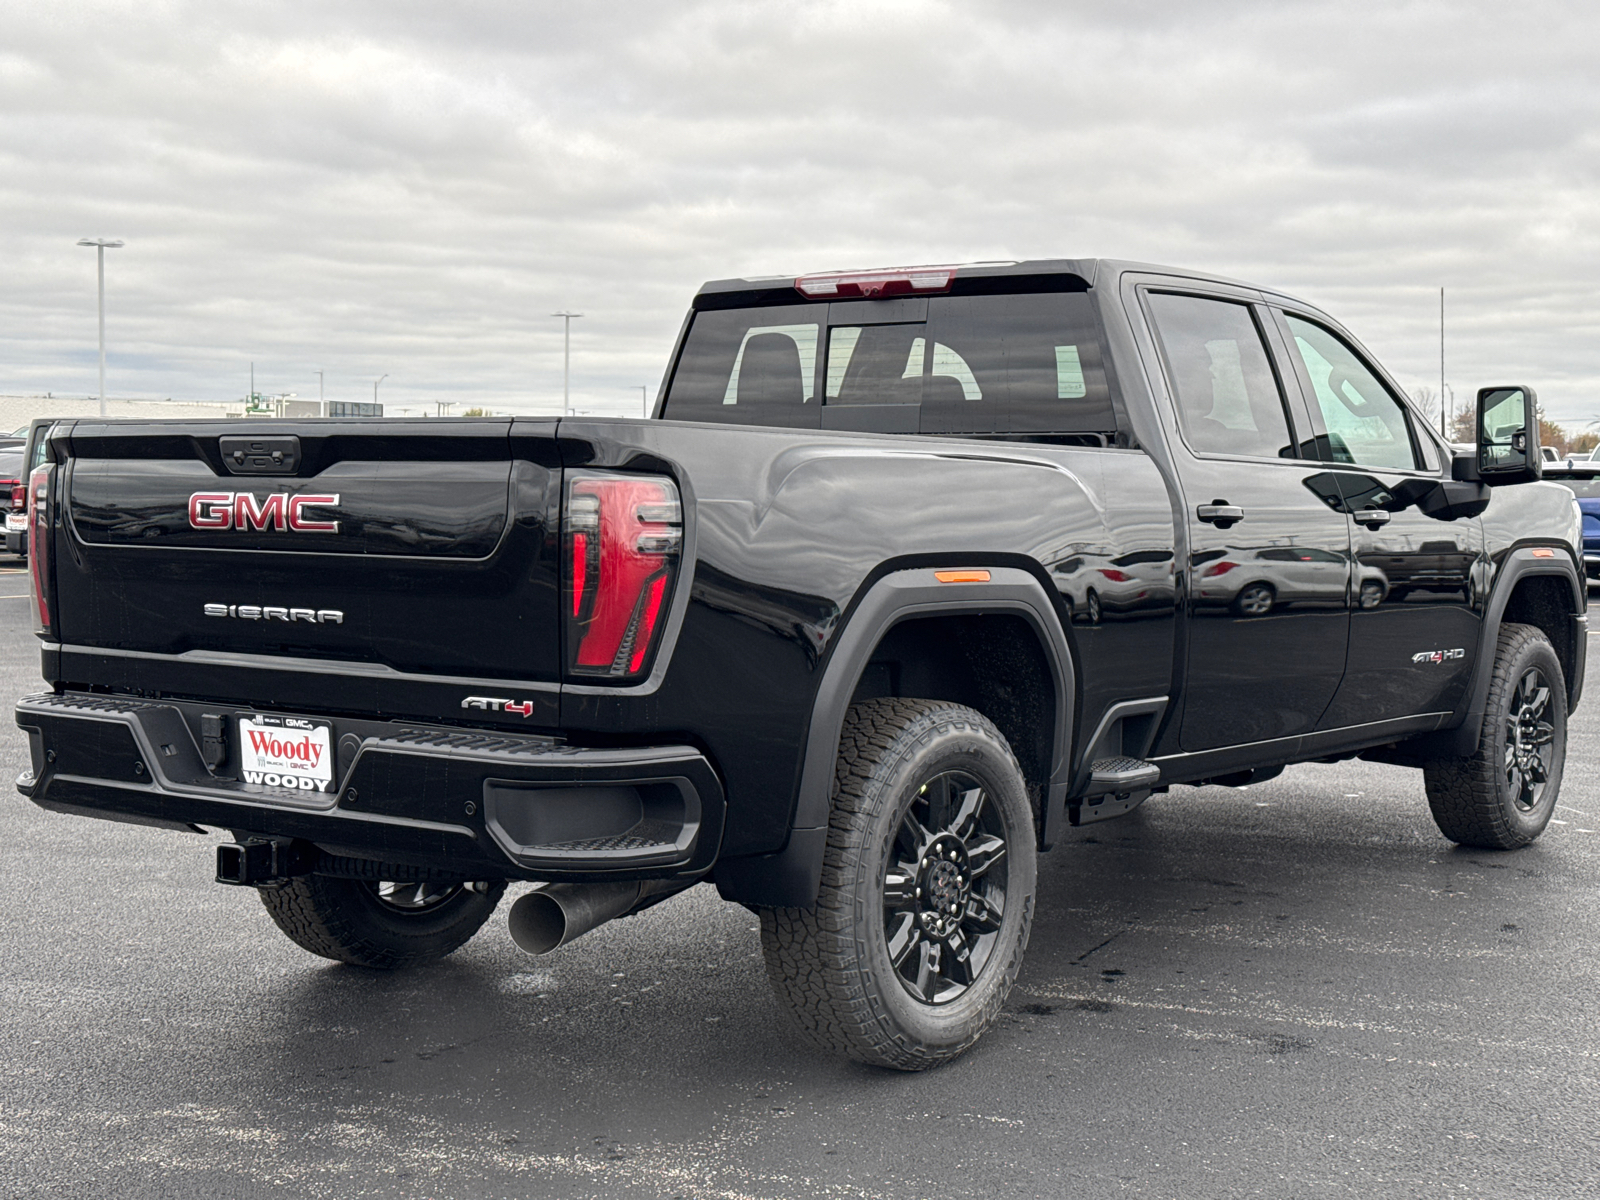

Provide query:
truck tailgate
left=48, top=420, right=562, bottom=715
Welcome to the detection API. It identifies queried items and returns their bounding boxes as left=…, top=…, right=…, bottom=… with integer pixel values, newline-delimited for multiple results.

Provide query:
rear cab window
left=661, top=274, right=1120, bottom=443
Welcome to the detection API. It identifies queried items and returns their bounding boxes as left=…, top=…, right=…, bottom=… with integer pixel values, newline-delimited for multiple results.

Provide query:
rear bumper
left=15, top=691, right=724, bottom=882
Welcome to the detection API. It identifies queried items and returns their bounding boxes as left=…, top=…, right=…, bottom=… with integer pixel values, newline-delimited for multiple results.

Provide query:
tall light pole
left=77, top=238, right=123, bottom=417
left=1439, top=286, right=1446, bottom=438
left=553, top=311, right=582, bottom=415
left=316, top=370, right=324, bottom=414
left=637, top=385, right=649, bottom=416
left=374, top=373, right=388, bottom=408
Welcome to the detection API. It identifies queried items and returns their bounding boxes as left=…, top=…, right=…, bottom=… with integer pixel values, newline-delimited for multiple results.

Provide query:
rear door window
left=1145, top=292, right=1300, bottom=459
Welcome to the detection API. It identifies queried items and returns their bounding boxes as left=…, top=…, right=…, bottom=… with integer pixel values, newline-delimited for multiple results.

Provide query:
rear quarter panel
left=553, top=417, right=1176, bottom=856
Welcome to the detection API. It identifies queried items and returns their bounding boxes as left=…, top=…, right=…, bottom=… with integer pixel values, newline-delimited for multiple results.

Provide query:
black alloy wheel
left=1504, top=667, right=1556, bottom=813
left=373, top=880, right=463, bottom=911
left=883, top=770, right=1009, bottom=1005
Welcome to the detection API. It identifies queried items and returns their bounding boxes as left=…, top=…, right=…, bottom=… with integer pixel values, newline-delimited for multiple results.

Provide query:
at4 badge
left=461, top=696, right=536, bottom=716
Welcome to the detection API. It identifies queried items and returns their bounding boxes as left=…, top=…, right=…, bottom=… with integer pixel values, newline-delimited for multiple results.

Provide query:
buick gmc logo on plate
left=238, top=714, right=333, bottom=793
left=188, top=491, right=341, bottom=533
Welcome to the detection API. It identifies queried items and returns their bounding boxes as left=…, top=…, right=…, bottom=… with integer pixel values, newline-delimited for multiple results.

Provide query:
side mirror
left=1476, top=385, right=1542, bottom=484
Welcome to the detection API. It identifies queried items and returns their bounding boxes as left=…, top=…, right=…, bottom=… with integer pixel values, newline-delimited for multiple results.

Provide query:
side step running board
left=1087, top=756, right=1161, bottom=794
left=1074, top=756, right=1161, bottom=827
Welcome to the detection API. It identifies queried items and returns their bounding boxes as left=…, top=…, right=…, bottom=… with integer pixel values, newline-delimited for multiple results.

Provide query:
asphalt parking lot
left=3, top=572, right=1599, bottom=1200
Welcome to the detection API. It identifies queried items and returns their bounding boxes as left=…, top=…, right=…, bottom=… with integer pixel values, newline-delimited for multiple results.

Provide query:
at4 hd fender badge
left=1412, top=648, right=1465, bottom=665
left=462, top=696, right=536, bottom=716
left=188, top=491, right=341, bottom=533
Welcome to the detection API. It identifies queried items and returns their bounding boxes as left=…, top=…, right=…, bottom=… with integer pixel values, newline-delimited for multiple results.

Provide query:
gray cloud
left=3, top=0, right=1599, bottom=426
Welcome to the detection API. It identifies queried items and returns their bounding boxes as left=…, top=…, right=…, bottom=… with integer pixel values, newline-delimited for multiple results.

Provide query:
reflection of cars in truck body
left=1194, top=544, right=1350, bottom=615
left=1359, top=540, right=1478, bottom=603
left=1053, top=547, right=1174, bottom=622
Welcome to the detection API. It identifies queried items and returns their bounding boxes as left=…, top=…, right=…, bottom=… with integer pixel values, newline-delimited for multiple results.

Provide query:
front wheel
left=259, top=874, right=507, bottom=969
left=760, top=698, right=1037, bottom=1070
left=1424, top=623, right=1566, bottom=849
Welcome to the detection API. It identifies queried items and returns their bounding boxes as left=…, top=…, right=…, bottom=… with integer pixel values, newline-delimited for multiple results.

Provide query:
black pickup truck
left=16, top=259, right=1584, bottom=1070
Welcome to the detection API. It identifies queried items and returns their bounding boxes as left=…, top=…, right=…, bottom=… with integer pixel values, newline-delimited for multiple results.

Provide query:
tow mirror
left=1476, top=386, right=1541, bottom=484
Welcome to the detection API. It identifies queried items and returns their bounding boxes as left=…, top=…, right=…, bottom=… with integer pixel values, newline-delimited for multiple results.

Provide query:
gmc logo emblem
left=188, top=492, right=341, bottom=533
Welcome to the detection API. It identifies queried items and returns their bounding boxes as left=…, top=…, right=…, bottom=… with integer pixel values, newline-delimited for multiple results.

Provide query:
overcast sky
left=3, top=1, right=1598, bottom=426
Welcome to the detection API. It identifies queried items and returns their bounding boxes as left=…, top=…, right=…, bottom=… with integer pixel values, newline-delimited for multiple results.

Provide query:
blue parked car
left=1546, top=464, right=1600, bottom=588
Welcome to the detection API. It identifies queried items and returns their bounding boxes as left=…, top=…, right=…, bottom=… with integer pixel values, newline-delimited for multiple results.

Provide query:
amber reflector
left=934, top=569, right=991, bottom=583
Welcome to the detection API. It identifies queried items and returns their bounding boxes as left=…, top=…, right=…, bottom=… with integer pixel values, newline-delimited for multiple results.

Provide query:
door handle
left=1196, top=501, right=1244, bottom=527
left=1355, top=508, right=1391, bottom=530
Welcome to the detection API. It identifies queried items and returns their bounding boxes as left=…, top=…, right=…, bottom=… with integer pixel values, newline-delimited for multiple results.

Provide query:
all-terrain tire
left=259, top=874, right=507, bottom=969
left=1424, top=622, right=1566, bottom=850
left=760, top=698, right=1037, bottom=1071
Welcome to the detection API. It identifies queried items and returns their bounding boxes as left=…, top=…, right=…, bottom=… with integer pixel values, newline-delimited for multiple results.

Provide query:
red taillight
left=27, top=463, right=53, bottom=636
left=1202, top=561, right=1238, bottom=578
left=1098, top=568, right=1131, bottom=582
left=563, top=473, right=682, bottom=679
left=795, top=265, right=960, bottom=299
left=8, top=482, right=22, bottom=510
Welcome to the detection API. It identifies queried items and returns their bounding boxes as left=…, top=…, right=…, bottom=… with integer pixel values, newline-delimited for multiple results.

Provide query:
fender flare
left=713, top=566, right=1075, bottom=908
left=1427, top=548, right=1585, bottom=759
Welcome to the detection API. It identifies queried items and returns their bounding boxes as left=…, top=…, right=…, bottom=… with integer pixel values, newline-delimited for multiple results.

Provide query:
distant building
left=0, top=395, right=245, bottom=430
left=281, top=399, right=383, bottom=418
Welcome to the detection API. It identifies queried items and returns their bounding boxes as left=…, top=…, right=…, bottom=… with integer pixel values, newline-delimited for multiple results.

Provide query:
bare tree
left=1411, top=386, right=1439, bottom=432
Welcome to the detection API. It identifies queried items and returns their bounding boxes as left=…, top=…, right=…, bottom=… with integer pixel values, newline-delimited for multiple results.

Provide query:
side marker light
left=934, top=570, right=991, bottom=584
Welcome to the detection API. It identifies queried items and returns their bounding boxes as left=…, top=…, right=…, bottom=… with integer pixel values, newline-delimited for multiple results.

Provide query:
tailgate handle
left=220, top=436, right=300, bottom=475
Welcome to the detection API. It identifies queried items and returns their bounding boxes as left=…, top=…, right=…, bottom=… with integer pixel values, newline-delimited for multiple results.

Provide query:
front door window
left=1284, top=315, right=1418, bottom=472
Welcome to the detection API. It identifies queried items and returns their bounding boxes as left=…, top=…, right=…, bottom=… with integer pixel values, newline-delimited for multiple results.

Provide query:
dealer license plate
left=5, top=512, right=26, bottom=533
left=237, top=714, right=334, bottom=793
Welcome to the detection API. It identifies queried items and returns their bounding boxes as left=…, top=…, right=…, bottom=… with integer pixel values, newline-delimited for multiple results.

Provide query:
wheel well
left=848, top=614, right=1056, bottom=805
left=1502, top=574, right=1579, bottom=701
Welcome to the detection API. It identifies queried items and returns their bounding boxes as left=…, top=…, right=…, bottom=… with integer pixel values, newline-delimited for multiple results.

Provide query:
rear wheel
left=760, top=698, right=1036, bottom=1070
left=259, top=874, right=507, bottom=969
left=1232, top=582, right=1275, bottom=617
left=1424, top=623, right=1566, bottom=849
